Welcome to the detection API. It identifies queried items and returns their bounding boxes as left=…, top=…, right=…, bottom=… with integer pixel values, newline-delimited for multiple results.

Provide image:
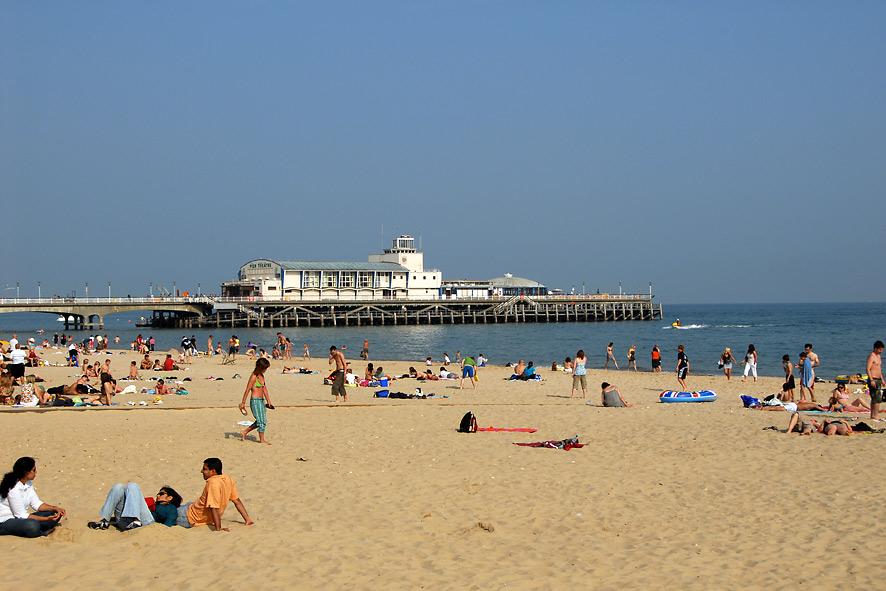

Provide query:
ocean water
left=1, top=302, right=883, bottom=378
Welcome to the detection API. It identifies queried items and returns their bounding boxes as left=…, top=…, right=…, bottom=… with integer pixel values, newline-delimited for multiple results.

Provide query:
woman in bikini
left=239, top=358, right=273, bottom=445
left=828, top=383, right=871, bottom=413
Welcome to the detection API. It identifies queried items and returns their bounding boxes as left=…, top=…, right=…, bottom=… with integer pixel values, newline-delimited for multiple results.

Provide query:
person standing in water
left=604, top=343, right=619, bottom=370
left=239, top=358, right=273, bottom=445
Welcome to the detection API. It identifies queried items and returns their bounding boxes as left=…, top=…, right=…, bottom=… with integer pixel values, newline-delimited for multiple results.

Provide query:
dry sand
left=2, top=349, right=884, bottom=590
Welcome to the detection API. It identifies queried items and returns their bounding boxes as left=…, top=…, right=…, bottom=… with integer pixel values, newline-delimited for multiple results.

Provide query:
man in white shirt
left=8, top=334, right=19, bottom=351
left=9, top=344, right=26, bottom=382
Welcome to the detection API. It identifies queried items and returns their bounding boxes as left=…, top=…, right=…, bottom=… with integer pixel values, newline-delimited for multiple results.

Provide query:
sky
left=1, top=1, right=883, bottom=304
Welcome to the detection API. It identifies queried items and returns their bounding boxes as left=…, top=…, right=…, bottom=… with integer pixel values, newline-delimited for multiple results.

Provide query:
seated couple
left=787, top=413, right=853, bottom=436
left=87, top=458, right=252, bottom=532
left=510, top=361, right=537, bottom=380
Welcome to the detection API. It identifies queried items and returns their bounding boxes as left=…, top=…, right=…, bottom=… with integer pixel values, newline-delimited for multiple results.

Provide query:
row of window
left=299, top=271, right=402, bottom=289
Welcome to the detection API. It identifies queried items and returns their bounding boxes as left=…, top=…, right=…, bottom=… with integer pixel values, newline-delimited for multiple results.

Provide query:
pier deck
left=0, top=295, right=661, bottom=329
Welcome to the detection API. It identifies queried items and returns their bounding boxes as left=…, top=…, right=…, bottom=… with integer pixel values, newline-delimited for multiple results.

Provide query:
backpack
left=458, top=411, right=477, bottom=433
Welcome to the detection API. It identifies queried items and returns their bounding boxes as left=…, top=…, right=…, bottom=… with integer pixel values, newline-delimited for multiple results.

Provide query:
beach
left=2, top=349, right=884, bottom=590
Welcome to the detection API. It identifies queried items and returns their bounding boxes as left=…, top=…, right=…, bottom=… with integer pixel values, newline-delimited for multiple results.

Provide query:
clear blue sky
left=2, top=1, right=883, bottom=303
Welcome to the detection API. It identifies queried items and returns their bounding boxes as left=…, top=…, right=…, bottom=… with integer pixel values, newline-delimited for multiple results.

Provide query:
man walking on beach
left=329, top=345, right=347, bottom=403
left=866, top=340, right=884, bottom=422
left=676, top=345, right=689, bottom=391
left=360, top=339, right=369, bottom=360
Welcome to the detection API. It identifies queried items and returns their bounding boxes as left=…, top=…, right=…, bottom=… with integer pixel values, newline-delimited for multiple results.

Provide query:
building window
left=340, top=272, right=355, bottom=288
left=358, top=272, right=373, bottom=288
left=304, top=272, right=320, bottom=288
left=323, top=273, right=337, bottom=288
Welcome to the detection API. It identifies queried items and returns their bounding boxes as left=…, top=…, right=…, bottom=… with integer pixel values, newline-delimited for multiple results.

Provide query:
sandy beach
left=2, top=348, right=884, bottom=590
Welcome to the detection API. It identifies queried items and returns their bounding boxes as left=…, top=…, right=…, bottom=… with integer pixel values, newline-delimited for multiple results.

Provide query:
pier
left=0, top=294, right=661, bottom=329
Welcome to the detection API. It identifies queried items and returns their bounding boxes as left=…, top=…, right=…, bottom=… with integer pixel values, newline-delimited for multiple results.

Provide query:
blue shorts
left=462, top=366, right=475, bottom=378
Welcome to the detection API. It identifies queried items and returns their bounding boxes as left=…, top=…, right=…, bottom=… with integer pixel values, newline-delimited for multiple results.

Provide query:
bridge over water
left=0, top=296, right=214, bottom=329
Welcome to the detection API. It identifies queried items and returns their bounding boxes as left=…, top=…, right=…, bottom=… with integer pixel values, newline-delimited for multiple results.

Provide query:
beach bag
left=459, top=412, right=477, bottom=433
left=374, top=390, right=389, bottom=398
left=740, top=395, right=760, bottom=408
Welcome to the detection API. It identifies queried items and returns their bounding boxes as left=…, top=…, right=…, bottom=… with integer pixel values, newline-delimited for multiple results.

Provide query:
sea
left=1, top=302, right=883, bottom=379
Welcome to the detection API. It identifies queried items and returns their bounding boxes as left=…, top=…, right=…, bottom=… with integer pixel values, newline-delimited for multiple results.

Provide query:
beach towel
left=514, top=436, right=583, bottom=450
left=477, top=427, right=537, bottom=433
left=508, top=374, right=542, bottom=381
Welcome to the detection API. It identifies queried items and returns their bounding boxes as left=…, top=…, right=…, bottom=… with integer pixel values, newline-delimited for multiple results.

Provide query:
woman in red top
left=651, top=345, right=662, bottom=373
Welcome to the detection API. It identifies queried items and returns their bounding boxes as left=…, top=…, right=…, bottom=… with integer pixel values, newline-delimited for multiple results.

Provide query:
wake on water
left=662, top=324, right=754, bottom=330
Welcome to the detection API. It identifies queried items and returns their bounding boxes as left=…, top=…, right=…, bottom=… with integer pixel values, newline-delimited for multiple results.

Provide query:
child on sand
left=239, top=358, right=273, bottom=445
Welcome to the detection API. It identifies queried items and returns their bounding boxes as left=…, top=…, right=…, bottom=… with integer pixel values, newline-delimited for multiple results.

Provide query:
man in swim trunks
left=140, top=354, right=153, bottom=370
left=866, top=340, right=884, bottom=421
left=329, top=345, right=347, bottom=402
left=360, top=339, right=369, bottom=360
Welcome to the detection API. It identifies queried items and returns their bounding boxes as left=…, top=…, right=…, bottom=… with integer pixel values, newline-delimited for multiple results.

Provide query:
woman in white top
left=0, top=457, right=65, bottom=537
left=741, top=344, right=758, bottom=382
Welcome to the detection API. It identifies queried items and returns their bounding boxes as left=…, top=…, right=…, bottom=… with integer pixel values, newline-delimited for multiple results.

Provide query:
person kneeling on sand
left=89, top=458, right=252, bottom=532
left=601, top=382, right=632, bottom=407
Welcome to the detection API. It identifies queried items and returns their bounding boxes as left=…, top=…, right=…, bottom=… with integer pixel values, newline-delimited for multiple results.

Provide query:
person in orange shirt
left=180, top=458, right=253, bottom=532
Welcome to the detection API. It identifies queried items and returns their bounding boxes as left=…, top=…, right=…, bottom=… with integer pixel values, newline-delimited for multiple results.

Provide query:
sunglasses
left=156, top=491, right=167, bottom=497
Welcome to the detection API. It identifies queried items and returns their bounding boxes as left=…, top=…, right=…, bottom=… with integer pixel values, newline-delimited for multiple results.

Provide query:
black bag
left=458, top=412, right=477, bottom=433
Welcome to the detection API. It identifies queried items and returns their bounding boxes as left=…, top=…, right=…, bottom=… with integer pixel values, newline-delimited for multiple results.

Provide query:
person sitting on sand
left=0, top=457, right=66, bottom=538
left=514, top=360, right=526, bottom=376
left=128, top=361, right=140, bottom=380
left=163, top=354, right=178, bottom=372
left=140, top=355, right=153, bottom=370
left=85, top=364, right=99, bottom=378
left=563, top=357, right=573, bottom=372
left=828, top=383, right=871, bottom=413
left=601, top=382, right=632, bottom=407
left=512, top=361, right=536, bottom=380
left=364, top=363, right=374, bottom=380
left=88, top=483, right=184, bottom=531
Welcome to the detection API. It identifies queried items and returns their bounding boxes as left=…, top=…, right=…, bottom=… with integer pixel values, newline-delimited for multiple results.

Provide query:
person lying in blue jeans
left=88, top=483, right=183, bottom=531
